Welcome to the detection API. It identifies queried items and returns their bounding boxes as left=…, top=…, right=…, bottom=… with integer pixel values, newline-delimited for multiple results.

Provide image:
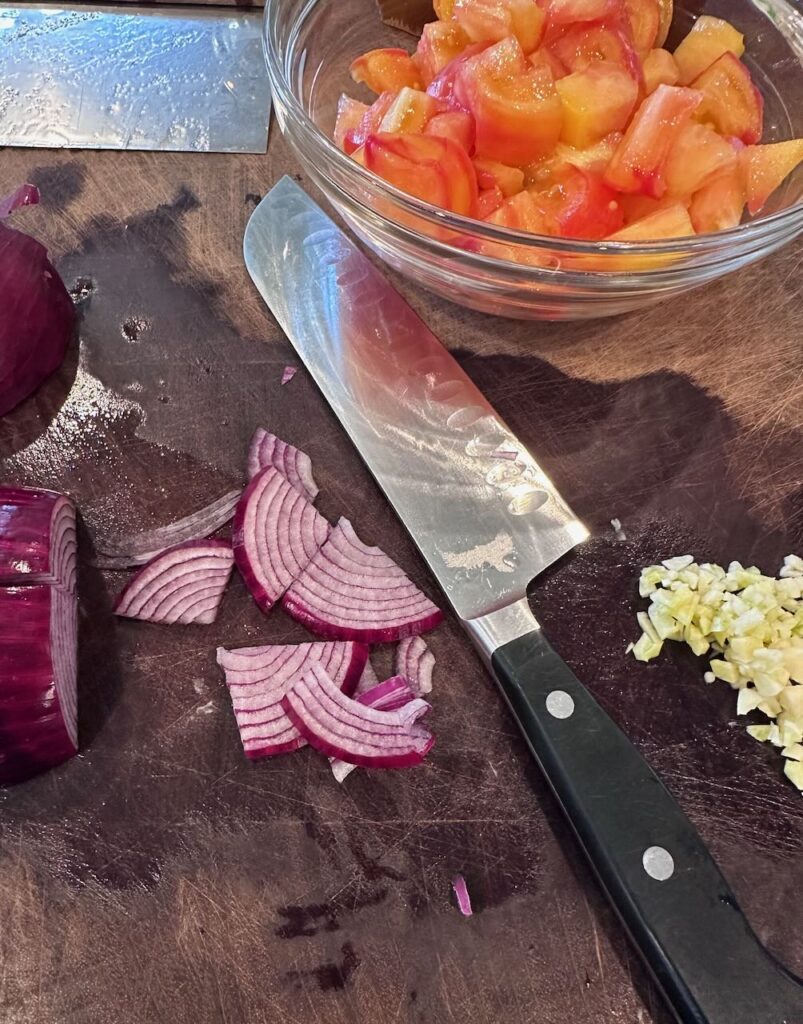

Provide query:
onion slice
left=95, top=489, right=240, bottom=568
left=0, top=486, right=76, bottom=590
left=283, top=662, right=433, bottom=768
left=282, top=518, right=444, bottom=643
left=330, top=675, right=418, bottom=782
left=452, top=874, right=473, bottom=917
left=0, top=184, right=40, bottom=220
left=0, top=583, right=78, bottom=785
left=217, top=640, right=367, bottom=759
left=233, top=466, right=329, bottom=613
left=246, top=429, right=319, bottom=501
left=395, top=636, right=435, bottom=696
left=355, top=656, right=379, bottom=695
left=113, top=539, right=234, bottom=625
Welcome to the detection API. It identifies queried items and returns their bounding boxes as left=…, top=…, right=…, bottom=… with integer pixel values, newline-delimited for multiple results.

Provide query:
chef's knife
left=244, top=177, right=803, bottom=1024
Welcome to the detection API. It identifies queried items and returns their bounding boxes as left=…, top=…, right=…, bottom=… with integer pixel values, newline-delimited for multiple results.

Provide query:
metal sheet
left=244, top=178, right=588, bottom=622
left=0, top=4, right=270, bottom=153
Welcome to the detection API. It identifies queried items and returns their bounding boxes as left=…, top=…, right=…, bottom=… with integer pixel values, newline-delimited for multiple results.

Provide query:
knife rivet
left=546, top=690, right=575, bottom=719
left=642, top=846, right=674, bottom=881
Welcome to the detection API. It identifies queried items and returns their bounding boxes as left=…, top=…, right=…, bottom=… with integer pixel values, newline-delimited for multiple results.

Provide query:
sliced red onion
left=246, top=429, right=319, bottom=501
left=282, top=518, right=444, bottom=643
left=1, top=185, right=75, bottom=416
left=281, top=366, right=297, bottom=385
left=283, top=662, right=433, bottom=768
left=0, top=582, right=78, bottom=785
left=113, top=539, right=234, bottom=625
left=452, top=874, right=473, bottom=917
left=233, top=466, right=329, bottom=613
left=0, top=486, right=76, bottom=590
left=330, top=675, right=418, bottom=782
left=217, top=640, right=368, bottom=759
left=354, top=655, right=379, bottom=695
left=395, top=636, right=435, bottom=696
left=95, top=489, right=240, bottom=568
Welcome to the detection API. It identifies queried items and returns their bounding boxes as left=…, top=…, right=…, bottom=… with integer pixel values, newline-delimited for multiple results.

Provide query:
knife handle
left=468, top=599, right=803, bottom=1024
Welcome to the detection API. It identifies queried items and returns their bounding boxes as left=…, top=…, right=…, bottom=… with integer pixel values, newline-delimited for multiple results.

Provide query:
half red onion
left=283, top=662, right=433, bottom=768
left=282, top=518, right=444, bottom=643
left=0, top=582, right=78, bottom=785
left=0, top=486, right=76, bottom=589
left=217, top=640, right=367, bottom=759
left=1, top=185, right=75, bottom=416
left=330, top=675, right=418, bottom=782
left=232, top=466, right=329, bottom=613
left=246, top=429, right=319, bottom=501
left=395, top=636, right=435, bottom=696
left=95, top=489, right=240, bottom=569
left=113, top=539, right=234, bottom=625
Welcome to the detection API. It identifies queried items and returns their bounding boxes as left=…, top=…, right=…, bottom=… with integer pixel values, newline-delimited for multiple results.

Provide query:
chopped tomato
left=427, top=42, right=491, bottom=110
left=434, top=0, right=456, bottom=19
left=654, top=0, right=673, bottom=47
left=623, top=0, right=660, bottom=53
left=535, top=166, right=624, bottom=237
left=691, top=52, right=763, bottom=145
left=664, top=122, right=738, bottom=197
left=477, top=185, right=506, bottom=216
left=673, top=15, right=744, bottom=86
left=689, top=168, right=744, bottom=232
left=364, top=132, right=479, bottom=215
left=343, top=92, right=396, bottom=153
left=545, top=0, right=623, bottom=31
left=528, top=46, right=569, bottom=78
left=485, top=189, right=554, bottom=230
left=603, top=84, right=702, bottom=196
left=424, top=111, right=476, bottom=152
left=473, top=159, right=525, bottom=195
left=379, top=88, right=441, bottom=134
left=550, top=22, right=642, bottom=81
left=455, top=0, right=546, bottom=54
left=415, top=22, right=471, bottom=86
left=740, top=139, right=803, bottom=214
left=607, top=200, right=694, bottom=239
left=525, top=132, right=621, bottom=186
left=556, top=60, right=638, bottom=148
left=334, top=96, right=369, bottom=152
left=642, top=48, right=679, bottom=94
left=350, top=49, right=423, bottom=94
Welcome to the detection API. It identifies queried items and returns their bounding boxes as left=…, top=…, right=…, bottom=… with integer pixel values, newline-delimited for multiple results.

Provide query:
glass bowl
left=263, top=0, right=803, bottom=320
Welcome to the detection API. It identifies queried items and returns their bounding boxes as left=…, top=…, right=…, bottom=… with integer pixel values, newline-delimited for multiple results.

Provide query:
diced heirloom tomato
left=477, top=185, right=506, bottom=216
left=654, top=0, right=673, bottom=47
left=691, top=52, right=763, bottom=145
left=607, top=200, right=693, bottom=239
left=415, top=22, right=471, bottom=86
left=603, top=84, right=702, bottom=196
left=334, top=96, right=369, bottom=152
left=739, top=140, right=803, bottom=214
left=427, top=42, right=490, bottom=109
left=350, top=49, right=423, bottom=94
left=556, top=61, right=638, bottom=148
left=424, top=111, right=476, bottom=151
left=550, top=23, right=642, bottom=81
left=642, top=48, right=679, bottom=94
left=689, top=168, right=744, bottom=232
left=473, top=159, right=525, bottom=195
left=623, top=0, right=660, bottom=54
left=663, top=122, right=738, bottom=197
left=342, top=92, right=396, bottom=153
left=364, top=132, right=479, bottom=215
left=454, top=0, right=546, bottom=54
left=535, top=166, right=624, bottom=238
left=379, top=88, right=441, bottom=134
left=545, top=0, right=622, bottom=30
left=673, top=15, right=744, bottom=86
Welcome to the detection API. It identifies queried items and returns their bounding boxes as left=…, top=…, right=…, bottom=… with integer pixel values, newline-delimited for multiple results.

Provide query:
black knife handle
left=488, top=625, right=803, bottom=1024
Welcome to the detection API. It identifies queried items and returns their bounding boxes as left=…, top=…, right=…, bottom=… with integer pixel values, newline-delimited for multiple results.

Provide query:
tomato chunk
left=545, top=0, right=622, bottom=30
left=477, top=185, right=506, bottom=216
left=473, top=159, right=525, bottom=195
left=692, top=52, right=763, bottom=145
left=485, top=189, right=554, bottom=230
left=740, top=139, right=803, bottom=214
left=455, top=0, right=546, bottom=54
left=379, top=88, right=441, bottom=134
left=364, top=132, right=479, bottom=215
left=535, top=166, right=624, bottom=238
left=642, top=48, right=679, bottom=94
left=673, top=15, right=744, bottom=86
left=655, top=0, right=673, bottom=47
left=343, top=92, right=396, bottom=153
left=415, top=22, right=471, bottom=86
left=550, top=23, right=642, bottom=81
left=528, top=46, right=569, bottom=79
left=664, top=122, right=738, bottom=197
left=689, top=168, right=744, bottom=232
left=623, top=0, right=660, bottom=53
left=424, top=111, right=476, bottom=152
left=427, top=42, right=490, bottom=109
left=350, top=49, right=423, bottom=94
left=607, top=200, right=694, bottom=239
left=457, top=38, right=563, bottom=164
left=556, top=60, right=638, bottom=148
left=603, top=84, right=702, bottom=196
left=334, top=96, right=369, bottom=152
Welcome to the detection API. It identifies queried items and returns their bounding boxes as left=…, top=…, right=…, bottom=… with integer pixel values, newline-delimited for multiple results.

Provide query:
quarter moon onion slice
left=330, top=675, right=419, bottom=782
left=246, top=429, right=319, bottom=501
left=0, top=486, right=76, bottom=588
left=217, top=640, right=367, bottom=759
left=113, top=539, right=234, bottom=625
left=283, top=662, right=433, bottom=768
left=233, top=466, right=329, bottom=613
left=282, top=518, right=444, bottom=643
left=395, top=636, right=435, bottom=695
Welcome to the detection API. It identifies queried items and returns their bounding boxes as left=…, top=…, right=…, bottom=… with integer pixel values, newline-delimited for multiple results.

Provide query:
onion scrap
left=246, top=428, right=319, bottom=501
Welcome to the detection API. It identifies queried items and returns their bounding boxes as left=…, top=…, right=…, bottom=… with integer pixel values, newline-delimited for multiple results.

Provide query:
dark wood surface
left=1, top=134, right=801, bottom=1024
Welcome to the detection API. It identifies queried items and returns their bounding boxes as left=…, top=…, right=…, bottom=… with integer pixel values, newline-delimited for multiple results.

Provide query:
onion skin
left=282, top=518, right=444, bottom=643
left=0, top=486, right=76, bottom=588
left=0, top=189, right=75, bottom=417
left=113, top=539, right=234, bottom=625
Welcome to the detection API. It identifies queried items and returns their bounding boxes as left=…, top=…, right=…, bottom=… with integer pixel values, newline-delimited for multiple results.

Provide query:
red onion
left=0, top=486, right=76, bottom=588
left=282, top=518, right=444, bottom=643
left=113, top=539, right=234, bottom=625
left=0, top=184, right=75, bottom=416
left=354, top=656, right=379, bottom=695
left=246, top=429, right=319, bottom=501
left=95, top=490, right=240, bottom=568
left=395, top=636, right=435, bottom=696
left=217, top=640, right=367, bottom=759
left=283, top=662, right=433, bottom=768
left=330, top=676, right=418, bottom=782
left=233, top=466, right=329, bottom=613
left=281, top=366, right=297, bottom=385
left=452, top=874, right=473, bottom=916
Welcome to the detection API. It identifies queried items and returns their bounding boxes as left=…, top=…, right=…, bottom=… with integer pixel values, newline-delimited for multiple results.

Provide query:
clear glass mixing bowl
left=263, top=0, right=803, bottom=320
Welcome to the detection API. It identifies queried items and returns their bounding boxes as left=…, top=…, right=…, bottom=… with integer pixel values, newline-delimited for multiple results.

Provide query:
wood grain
left=0, top=134, right=801, bottom=1024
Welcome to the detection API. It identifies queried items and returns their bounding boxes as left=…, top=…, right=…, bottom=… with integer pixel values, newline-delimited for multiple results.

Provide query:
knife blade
left=244, top=177, right=803, bottom=1024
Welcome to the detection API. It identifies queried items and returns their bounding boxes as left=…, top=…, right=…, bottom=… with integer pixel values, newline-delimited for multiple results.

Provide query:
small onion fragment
left=283, top=662, right=433, bottom=768
left=452, top=874, right=473, bottom=917
left=113, top=539, right=234, bottom=625
left=233, top=466, right=329, bottom=613
left=281, top=366, right=297, bottom=385
left=0, top=184, right=40, bottom=219
left=395, top=636, right=435, bottom=696
left=0, top=486, right=76, bottom=588
left=217, top=640, right=368, bottom=759
left=95, top=489, right=240, bottom=568
left=330, top=675, right=418, bottom=782
left=246, top=429, right=319, bottom=501
left=282, top=518, right=444, bottom=643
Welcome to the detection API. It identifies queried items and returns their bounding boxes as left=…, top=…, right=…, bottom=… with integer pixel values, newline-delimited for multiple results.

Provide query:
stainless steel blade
left=244, top=178, right=588, bottom=622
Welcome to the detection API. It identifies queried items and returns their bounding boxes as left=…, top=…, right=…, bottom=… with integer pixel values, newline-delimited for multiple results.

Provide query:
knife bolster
left=464, top=597, right=541, bottom=667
